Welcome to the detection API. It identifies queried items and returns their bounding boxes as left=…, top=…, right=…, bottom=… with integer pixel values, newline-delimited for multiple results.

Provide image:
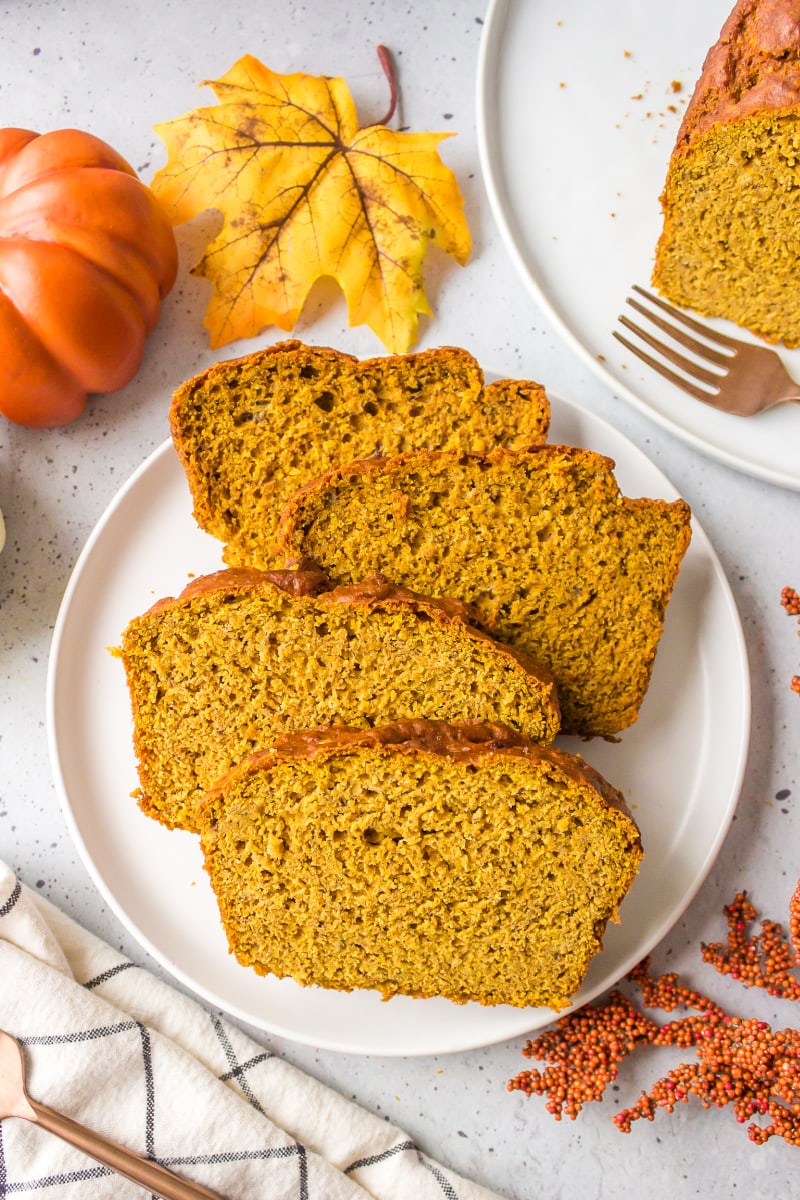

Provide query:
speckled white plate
left=477, top=0, right=800, bottom=490
left=46, top=390, right=749, bottom=1055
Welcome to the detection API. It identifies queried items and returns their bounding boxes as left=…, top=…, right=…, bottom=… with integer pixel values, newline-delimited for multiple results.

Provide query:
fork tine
left=625, top=298, right=732, bottom=368
left=612, top=329, right=719, bottom=402
left=631, top=285, right=742, bottom=350
left=617, top=314, right=724, bottom=388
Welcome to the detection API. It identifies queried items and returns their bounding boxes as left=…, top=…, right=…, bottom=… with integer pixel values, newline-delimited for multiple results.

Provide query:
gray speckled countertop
left=1, top=2, right=799, bottom=1197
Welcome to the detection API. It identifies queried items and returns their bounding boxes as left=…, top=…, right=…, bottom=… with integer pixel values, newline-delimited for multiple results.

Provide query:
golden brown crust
left=673, top=0, right=800, bottom=152
left=197, top=716, right=643, bottom=1008
left=652, top=1, right=800, bottom=344
left=255, top=717, right=533, bottom=764
left=144, top=560, right=331, bottom=616
left=277, top=443, right=621, bottom=550
left=170, top=340, right=550, bottom=569
left=138, top=565, right=559, bottom=706
left=201, top=718, right=638, bottom=833
left=121, top=567, right=563, bottom=831
left=276, top=443, right=692, bottom=738
left=169, top=339, right=486, bottom=411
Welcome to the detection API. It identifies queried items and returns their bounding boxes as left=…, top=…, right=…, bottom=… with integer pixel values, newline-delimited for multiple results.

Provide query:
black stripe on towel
left=0, top=880, right=21, bottom=919
left=210, top=1014, right=271, bottom=1116
left=83, top=961, right=136, bottom=990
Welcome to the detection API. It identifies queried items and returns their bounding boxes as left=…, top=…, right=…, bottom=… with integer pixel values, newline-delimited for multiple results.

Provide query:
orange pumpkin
left=0, top=128, right=178, bottom=427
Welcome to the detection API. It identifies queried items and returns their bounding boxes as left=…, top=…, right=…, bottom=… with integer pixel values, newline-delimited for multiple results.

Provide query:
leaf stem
left=372, top=45, right=398, bottom=127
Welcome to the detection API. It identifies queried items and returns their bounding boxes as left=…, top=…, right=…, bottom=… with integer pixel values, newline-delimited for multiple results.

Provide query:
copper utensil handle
left=30, top=1096, right=225, bottom=1200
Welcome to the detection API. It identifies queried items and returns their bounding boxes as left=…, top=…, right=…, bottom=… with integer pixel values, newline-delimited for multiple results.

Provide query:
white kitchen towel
left=0, top=862, right=503, bottom=1200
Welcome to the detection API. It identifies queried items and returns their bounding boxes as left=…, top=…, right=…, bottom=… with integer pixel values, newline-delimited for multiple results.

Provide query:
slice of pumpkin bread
left=196, top=719, right=643, bottom=1009
left=652, top=0, right=800, bottom=344
left=115, top=565, right=560, bottom=832
left=278, top=445, right=692, bottom=738
left=169, top=339, right=550, bottom=568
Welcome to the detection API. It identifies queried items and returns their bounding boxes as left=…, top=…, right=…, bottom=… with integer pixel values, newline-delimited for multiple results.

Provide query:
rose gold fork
left=0, top=1028, right=225, bottom=1200
left=613, top=286, right=800, bottom=417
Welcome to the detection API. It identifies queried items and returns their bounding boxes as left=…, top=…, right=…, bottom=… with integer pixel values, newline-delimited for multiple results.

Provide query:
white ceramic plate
left=46, top=392, right=750, bottom=1056
left=477, top=0, right=800, bottom=491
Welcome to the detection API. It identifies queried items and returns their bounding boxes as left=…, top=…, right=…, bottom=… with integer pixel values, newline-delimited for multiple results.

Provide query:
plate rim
left=45, top=396, right=751, bottom=1056
left=476, top=0, right=800, bottom=493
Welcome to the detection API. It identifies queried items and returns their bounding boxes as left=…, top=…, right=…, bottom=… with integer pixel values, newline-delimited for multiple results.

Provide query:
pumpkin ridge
left=0, top=286, right=85, bottom=426
left=0, top=126, right=177, bottom=425
left=0, top=237, right=147, bottom=393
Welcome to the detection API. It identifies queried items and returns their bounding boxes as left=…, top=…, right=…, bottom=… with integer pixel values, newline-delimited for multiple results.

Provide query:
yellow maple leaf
left=151, top=53, right=471, bottom=353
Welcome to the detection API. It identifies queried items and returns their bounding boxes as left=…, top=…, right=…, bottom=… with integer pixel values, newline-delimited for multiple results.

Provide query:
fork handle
left=28, top=1096, right=226, bottom=1200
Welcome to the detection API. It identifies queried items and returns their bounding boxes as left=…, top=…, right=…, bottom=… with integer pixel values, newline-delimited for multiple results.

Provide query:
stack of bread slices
left=116, top=339, right=692, bottom=1011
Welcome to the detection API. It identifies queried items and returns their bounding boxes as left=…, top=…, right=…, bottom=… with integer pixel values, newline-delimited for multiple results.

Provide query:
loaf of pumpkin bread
left=170, top=339, right=550, bottom=567
left=115, top=565, right=560, bottom=831
left=196, top=719, right=643, bottom=1010
left=278, top=445, right=692, bottom=737
left=653, top=0, right=800, bottom=344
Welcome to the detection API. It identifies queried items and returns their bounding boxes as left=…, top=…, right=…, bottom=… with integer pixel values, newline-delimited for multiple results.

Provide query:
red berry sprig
left=507, top=990, right=658, bottom=1119
left=509, top=878, right=800, bottom=1145
left=615, top=1010, right=800, bottom=1145
left=701, top=891, right=800, bottom=1000
left=781, top=586, right=800, bottom=694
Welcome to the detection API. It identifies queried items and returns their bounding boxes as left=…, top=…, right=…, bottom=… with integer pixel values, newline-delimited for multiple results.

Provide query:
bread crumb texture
left=118, top=569, right=561, bottom=831
left=197, top=720, right=643, bottom=1010
left=279, top=445, right=692, bottom=737
left=653, top=0, right=800, bottom=344
left=170, top=340, right=550, bottom=567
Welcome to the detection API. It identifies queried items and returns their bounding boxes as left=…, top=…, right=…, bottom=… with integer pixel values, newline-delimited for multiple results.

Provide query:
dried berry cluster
left=782, top=586, right=800, bottom=617
left=615, top=1006, right=800, bottom=1145
left=702, top=891, right=800, bottom=1000
left=781, top=585, right=800, bottom=694
left=508, top=990, right=656, bottom=1120
left=509, top=879, right=800, bottom=1145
